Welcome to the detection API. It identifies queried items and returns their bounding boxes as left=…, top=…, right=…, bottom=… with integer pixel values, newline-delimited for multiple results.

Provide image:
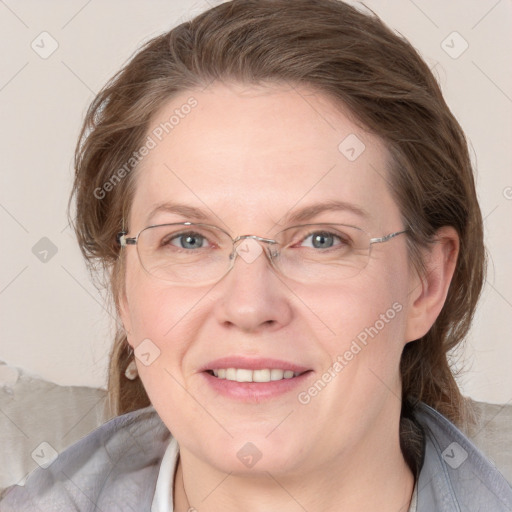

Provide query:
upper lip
left=201, top=356, right=310, bottom=373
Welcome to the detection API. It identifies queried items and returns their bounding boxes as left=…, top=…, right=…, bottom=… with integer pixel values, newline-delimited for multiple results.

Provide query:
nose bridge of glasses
left=229, top=234, right=279, bottom=263
left=232, top=234, right=278, bottom=245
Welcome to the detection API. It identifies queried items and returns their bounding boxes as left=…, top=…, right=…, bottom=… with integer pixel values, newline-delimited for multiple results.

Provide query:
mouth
left=206, top=368, right=304, bottom=383
left=200, top=357, right=313, bottom=401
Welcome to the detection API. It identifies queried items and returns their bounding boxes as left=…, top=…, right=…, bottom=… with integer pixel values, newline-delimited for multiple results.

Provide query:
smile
left=208, top=368, right=302, bottom=382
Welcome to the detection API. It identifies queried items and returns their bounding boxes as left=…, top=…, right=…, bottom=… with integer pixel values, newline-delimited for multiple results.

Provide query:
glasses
left=117, top=222, right=407, bottom=285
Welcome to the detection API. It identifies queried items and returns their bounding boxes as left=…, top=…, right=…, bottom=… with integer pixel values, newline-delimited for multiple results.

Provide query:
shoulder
left=0, top=405, right=171, bottom=512
left=414, top=402, right=512, bottom=512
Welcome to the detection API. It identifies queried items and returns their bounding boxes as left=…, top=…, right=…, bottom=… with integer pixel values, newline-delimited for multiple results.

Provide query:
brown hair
left=70, top=0, right=485, bottom=435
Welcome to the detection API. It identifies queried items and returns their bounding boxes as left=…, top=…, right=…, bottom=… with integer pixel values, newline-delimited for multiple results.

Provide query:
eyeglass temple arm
left=370, top=229, right=407, bottom=245
left=116, top=231, right=137, bottom=248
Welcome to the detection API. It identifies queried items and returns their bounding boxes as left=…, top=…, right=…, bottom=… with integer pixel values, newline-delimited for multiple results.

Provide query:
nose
left=213, top=238, right=293, bottom=333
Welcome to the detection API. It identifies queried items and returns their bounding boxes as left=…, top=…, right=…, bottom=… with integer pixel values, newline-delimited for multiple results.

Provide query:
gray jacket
left=1, top=403, right=511, bottom=511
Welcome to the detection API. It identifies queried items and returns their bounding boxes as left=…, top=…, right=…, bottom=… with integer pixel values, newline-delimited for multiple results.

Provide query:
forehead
left=129, top=82, right=400, bottom=233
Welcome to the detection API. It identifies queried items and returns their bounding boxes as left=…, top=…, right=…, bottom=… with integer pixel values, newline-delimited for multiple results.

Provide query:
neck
left=173, top=431, right=414, bottom=512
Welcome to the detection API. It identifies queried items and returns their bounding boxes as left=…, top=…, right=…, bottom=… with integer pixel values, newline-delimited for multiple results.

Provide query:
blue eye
left=167, top=232, right=209, bottom=250
left=300, top=231, right=346, bottom=249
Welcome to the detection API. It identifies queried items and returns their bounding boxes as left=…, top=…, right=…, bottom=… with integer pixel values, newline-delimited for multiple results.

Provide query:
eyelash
left=163, top=232, right=212, bottom=249
left=162, top=230, right=350, bottom=251
left=298, top=231, right=347, bottom=248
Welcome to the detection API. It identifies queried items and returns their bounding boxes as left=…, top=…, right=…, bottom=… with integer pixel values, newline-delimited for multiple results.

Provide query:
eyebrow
left=280, top=199, right=370, bottom=224
left=147, top=202, right=210, bottom=223
left=146, top=199, right=370, bottom=226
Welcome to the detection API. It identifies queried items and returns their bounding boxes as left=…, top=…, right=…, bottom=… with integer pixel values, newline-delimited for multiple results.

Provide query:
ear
left=404, top=226, right=459, bottom=342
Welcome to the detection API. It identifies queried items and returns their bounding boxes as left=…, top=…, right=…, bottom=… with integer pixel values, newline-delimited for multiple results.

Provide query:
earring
left=125, top=345, right=139, bottom=380
left=125, top=358, right=138, bottom=380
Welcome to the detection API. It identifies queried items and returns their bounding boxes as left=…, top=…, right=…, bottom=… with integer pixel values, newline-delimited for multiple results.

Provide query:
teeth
left=210, top=368, right=300, bottom=383
left=236, top=369, right=253, bottom=382
left=270, top=369, right=285, bottom=381
left=253, top=369, right=270, bottom=382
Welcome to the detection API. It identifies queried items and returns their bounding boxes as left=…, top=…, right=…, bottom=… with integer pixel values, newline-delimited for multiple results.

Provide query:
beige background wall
left=1, top=0, right=511, bottom=404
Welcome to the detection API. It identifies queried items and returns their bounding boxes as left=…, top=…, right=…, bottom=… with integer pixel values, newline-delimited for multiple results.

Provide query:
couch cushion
left=0, top=361, right=108, bottom=491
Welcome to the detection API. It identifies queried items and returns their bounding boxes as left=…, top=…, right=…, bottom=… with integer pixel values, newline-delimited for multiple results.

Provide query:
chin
left=200, top=434, right=303, bottom=476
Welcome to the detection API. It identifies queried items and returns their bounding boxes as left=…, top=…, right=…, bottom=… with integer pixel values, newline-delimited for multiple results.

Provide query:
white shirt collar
left=151, top=437, right=180, bottom=512
left=408, top=479, right=418, bottom=512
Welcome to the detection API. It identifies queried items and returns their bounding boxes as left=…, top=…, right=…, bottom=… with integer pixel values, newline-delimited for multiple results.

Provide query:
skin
left=119, top=81, right=459, bottom=512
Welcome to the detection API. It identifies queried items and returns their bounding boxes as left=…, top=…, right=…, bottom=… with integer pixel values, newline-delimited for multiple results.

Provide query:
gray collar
left=415, top=402, right=512, bottom=511
left=1, top=403, right=511, bottom=511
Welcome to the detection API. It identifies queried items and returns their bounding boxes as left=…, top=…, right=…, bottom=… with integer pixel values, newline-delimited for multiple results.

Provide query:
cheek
left=295, top=263, right=409, bottom=360
left=299, top=266, right=409, bottom=411
left=301, top=265, right=410, bottom=422
left=124, top=276, right=211, bottom=414
left=123, top=262, right=205, bottom=364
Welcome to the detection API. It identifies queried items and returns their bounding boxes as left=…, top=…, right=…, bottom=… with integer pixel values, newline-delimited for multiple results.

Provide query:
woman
left=2, top=0, right=511, bottom=510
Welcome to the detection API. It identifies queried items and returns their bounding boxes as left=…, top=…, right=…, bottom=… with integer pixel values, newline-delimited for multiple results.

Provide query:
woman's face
left=120, top=82, right=419, bottom=476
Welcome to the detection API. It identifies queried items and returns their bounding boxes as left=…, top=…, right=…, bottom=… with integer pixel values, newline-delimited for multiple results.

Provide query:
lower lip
left=201, top=371, right=313, bottom=402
